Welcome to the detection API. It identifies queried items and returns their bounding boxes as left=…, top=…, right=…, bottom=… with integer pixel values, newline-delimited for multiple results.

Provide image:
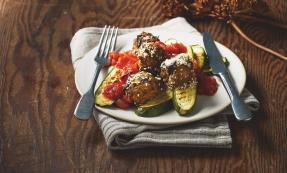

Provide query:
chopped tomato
left=192, top=58, right=217, bottom=95
left=155, top=41, right=167, bottom=50
left=109, top=51, right=139, bottom=68
left=120, top=63, right=139, bottom=83
left=120, top=74, right=129, bottom=83
left=105, top=51, right=139, bottom=101
left=197, top=73, right=218, bottom=96
left=109, top=51, right=120, bottom=66
left=165, top=43, right=187, bottom=56
left=192, top=60, right=201, bottom=75
left=155, top=41, right=187, bottom=57
left=122, top=63, right=139, bottom=75
left=102, top=81, right=125, bottom=100
left=178, top=43, right=187, bottom=53
left=115, top=98, right=131, bottom=109
left=115, top=51, right=138, bottom=69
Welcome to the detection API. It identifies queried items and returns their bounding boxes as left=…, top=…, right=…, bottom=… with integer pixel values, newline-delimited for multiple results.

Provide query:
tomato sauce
left=102, top=81, right=125, bottom=100
left=103, top=51, right=139, bottom=107
left=197, top=72, right=218, bottom=96
left=191, top=57, right=218, bottom=96
left=156, top=41, right=187, bottom=57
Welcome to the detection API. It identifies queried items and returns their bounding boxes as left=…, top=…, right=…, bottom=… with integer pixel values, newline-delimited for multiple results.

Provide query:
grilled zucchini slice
left=191, top=44, right=206, bottom=69
left=95, top=68, right=122, bottom=106
left=173, top=85, right=196, bottom=115
left=135, top=90, right=173, bottom=117
left=187, top=45, right=194, bottom=61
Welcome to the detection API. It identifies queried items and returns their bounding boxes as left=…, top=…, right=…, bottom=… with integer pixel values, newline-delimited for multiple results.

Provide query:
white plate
left=75, top=30, right=246, bottom=125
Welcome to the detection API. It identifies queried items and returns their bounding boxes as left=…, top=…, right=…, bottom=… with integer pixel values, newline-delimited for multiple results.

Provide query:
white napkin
left=70, top=17, right=260, bottom=150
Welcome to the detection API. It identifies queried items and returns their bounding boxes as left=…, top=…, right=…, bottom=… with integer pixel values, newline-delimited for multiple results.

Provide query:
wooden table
left=0, top=1, right=286, bottom=172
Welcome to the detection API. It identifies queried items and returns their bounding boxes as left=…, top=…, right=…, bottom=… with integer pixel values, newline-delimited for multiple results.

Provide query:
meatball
left=160, top=53, right=196, bottom=89
left=135, top=42, right=166, bottom=71
left=133, top=32, right=160, bottom=50
left=125, top=71, right=163, bottom=105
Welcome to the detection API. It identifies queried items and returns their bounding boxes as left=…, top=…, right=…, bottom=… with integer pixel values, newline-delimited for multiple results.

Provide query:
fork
left=74, top=25, right=118, bottom=120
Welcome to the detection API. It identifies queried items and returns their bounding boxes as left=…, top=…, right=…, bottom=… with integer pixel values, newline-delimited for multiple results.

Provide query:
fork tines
left=96, top=25, right=118, bottom=61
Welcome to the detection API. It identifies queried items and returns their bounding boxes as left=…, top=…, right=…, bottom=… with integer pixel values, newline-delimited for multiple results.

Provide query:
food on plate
left=135, top=89, right=173, bottom=117
left=160, top=53, right=197, bottom=115
left=187, top=45, right=206, bottom=69
left=124, top=71, right=164, bottom=105
left=133, top=32, right=160, bottom=50
left=135, top=40, right=166, bottom=71
left=95, top=32, right=221, bottom=116
left=173, top=84, right=197, bottom=115
left=160, top=53, right=196, bottom=88
left=95, top=68, right=122, bottom=106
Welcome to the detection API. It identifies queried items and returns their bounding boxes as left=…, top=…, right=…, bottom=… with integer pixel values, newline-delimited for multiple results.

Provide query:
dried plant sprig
left=230, top=20, right=287, bottom=61
left=234, top=14, right=287, bottom=30
left=163, top=0, right=257, bottom=20
left=162, top=0, right=287, bottom=61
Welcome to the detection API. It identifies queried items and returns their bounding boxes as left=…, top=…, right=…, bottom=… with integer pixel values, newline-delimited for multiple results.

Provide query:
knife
left=203, top=32, right=252, bottom=121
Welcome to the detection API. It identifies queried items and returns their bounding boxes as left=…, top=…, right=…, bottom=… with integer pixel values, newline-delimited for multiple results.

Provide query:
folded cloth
left=70, top=17, right=260, bottom=150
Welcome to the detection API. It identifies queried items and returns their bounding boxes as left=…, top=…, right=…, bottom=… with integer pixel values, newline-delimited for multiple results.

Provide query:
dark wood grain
left=0, top=0, right=286, bottom=173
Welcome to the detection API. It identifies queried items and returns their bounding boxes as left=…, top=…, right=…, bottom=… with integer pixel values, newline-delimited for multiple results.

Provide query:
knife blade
left=203, top=32, right=253, bottom=121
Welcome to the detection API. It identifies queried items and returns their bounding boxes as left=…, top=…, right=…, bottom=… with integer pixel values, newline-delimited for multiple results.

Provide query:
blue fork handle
left=219, top=72, right=253, bottom=121
left=74, top=63, right=102, bottom=120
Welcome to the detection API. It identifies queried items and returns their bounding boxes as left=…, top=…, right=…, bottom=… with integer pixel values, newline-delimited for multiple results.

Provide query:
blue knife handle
left=219, top=72, right=253, bottom=121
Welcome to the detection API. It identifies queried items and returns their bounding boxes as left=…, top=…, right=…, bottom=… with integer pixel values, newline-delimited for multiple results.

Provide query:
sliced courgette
left=173, top=85, right=196, bottom=115
left=95, top=67, right=122, bottom=106
left=191, top=44, right=206, bottom=69
left=186, top=45, right=194, bottom=61
left=135, top=90, right=173, bottom=117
